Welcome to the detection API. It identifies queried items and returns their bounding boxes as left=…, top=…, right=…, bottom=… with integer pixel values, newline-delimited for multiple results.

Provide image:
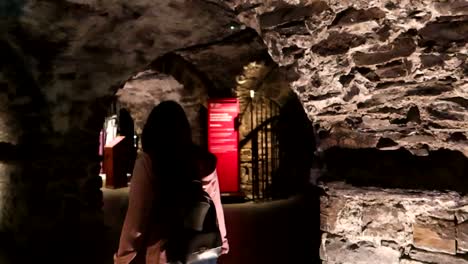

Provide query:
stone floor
left=102, top=186, right=322, bottom=264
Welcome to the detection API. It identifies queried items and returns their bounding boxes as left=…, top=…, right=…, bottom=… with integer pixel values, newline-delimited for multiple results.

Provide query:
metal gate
left=239, top=95, right=280, bottom=201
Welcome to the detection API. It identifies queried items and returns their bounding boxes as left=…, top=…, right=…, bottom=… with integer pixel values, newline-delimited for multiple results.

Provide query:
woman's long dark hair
left=141, top=101, right=200, bottom=209
left=142, top=101, right=192, bottom=155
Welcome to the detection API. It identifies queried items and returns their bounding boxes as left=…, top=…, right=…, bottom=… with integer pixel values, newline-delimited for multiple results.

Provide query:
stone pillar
left=0, top=34, right=109, bottom=262
left=0, top=94, right=107, bottom=263
left=320, top=182, right=468, bottom=264
left=3, top=138, right=105, bottom=263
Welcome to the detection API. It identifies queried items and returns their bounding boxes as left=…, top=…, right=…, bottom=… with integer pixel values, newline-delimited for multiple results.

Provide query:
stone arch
left=149, top=53, right=215, bottom=148
left=234, top=59, right=317, bottom=199
left=152, top=53, right=218, bottom=99
left=115, top=68, right=210, bottom=148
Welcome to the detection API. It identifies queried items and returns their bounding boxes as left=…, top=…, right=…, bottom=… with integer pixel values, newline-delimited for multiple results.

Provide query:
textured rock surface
left=320, top=182, right=468, bottom=263
left=178, top=29, right=269, bottom=97
left=413, top=219, right=456, bottom=255
left=322, top=147, right=468, bottom=193
left=320, top=234, right=402, bottom=264
left=230, top=0, right=468, bottom=156
left=459, top=221, right=468, bottom=253
left=117, top=71, right=207, bottom=146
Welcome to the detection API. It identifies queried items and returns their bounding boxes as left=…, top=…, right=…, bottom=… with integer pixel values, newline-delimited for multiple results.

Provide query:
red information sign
left=207, top=99, right=240, bottom=194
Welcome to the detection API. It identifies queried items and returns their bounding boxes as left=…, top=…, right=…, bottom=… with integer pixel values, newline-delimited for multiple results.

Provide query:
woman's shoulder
left=137, top=151, right=151, bottom=161
left=192, top=146, right=217, bottom=176
left=136, top=151, right=153, bottom=168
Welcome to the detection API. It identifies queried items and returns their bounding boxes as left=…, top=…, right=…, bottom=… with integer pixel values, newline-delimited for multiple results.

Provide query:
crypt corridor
left=0, top=0, right=467, bottom=263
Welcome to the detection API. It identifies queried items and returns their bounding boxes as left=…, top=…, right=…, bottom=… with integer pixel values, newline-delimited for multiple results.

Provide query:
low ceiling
left=176, top=28, right=270, bottom=96
left=1, top=0, right=467, bottom=156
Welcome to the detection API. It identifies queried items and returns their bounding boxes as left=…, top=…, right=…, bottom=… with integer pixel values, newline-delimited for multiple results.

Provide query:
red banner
left=207, top=99, right=239, bottom=193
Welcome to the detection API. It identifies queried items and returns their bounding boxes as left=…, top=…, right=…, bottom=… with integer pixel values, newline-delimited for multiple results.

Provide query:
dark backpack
left=164, top=180, right=222, bottom=264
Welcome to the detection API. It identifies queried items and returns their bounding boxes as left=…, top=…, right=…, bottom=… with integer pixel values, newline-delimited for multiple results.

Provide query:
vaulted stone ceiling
left=1, top=0, right=467, bottom=157
left=176, top=28, right=270, bottom=96
left=1, top=0, right=243, bottom=136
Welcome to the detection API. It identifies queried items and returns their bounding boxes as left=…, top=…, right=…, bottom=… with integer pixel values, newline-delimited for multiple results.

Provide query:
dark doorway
left=275, top=95, right=316, bottom=199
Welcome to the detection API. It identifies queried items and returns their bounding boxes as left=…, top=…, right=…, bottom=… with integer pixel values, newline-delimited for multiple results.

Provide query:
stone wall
left=317, top=147, right=468, bottom=263
left=320, top=182, right=468, bottom=264
left=230, top=0, right=468, bottom=157
left=322, top=147, right=468, bottom=194
left=227, top=2, right=468, bottom=261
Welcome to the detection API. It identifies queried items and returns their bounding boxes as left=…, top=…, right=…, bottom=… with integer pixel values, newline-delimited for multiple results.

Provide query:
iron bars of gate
left=238, top=95, right=280, bottom=201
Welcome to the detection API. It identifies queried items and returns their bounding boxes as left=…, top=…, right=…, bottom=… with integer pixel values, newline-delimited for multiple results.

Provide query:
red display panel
left=207, top=99, right=239, bottom=193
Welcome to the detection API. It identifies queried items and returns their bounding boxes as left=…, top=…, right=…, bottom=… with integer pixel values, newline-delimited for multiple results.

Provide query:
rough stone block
left=400, top=259, right=426, bottom=264
left=320, top=195, right=345, bottom=233
left=331, top=7, right=385, bottom=26
left=456, top=205, right=468, bottom=223
left=420, top=54, right=445, bottom=68
left=376, top=60, right=412, bottom=79
left=320, top=234, right=401, bottom=264
left=406, top=84, right=453, bottom=97
left=426, top=101, right=466, bottom=121
left=312, top=32, right=366, bottom=56
left=319, top=182, right=468, bottom=263
left=435, top=0, right=468, bottom=15
left=353, top=36, right=416, bottom=66
left=419, top=20, right=468, bottom=46
left=409, top=248, right=468, bottom=264
left=457, top=221, right=468, bottom=253
left=413, top=219, right=456, bottom=254
left=258, top=1, right=329, bottom=29
left=361, top=204, right=406, bottom=242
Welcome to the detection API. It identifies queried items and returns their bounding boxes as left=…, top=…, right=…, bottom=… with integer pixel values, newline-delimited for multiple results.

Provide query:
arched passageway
left=99, top=49, right=321, bottom=264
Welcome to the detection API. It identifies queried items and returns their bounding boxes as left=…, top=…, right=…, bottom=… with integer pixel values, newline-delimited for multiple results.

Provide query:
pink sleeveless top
left=114, top=152, right=229, bottom=264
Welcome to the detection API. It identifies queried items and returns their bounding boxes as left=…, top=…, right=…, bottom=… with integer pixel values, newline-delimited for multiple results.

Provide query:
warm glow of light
left=235, top=61, right=270, bottom=112
left=236, top=76, right=247, bottom=84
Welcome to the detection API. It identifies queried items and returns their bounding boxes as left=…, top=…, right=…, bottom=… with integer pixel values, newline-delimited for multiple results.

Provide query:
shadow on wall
left=198, top=105, right=208, bottom=150
left=322, top=147, right=468, bottom=193
left=274, top=94, right=316, bottom=199
left=219, top=191, right=322, bottom=264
